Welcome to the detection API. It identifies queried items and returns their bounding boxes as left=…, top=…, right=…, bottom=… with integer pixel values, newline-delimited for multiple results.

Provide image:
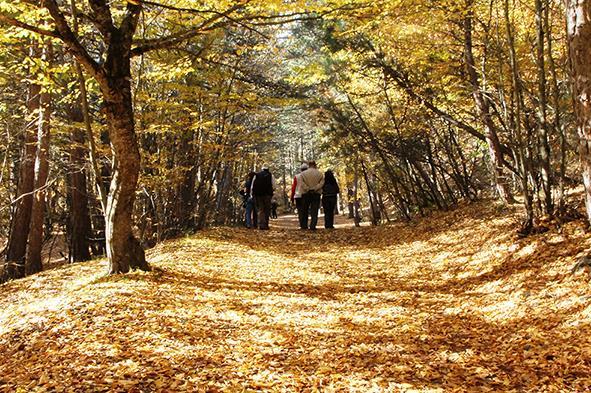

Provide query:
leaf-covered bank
left=1, top=200, right=591, bottom=391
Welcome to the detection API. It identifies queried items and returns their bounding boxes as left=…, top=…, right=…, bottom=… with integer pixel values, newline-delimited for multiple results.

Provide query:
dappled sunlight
left=2, top=201, right=591, bottom=390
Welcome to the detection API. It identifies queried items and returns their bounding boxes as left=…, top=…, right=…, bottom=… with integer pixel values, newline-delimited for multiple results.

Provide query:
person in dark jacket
left=322, top=170, right=340, bottom=229
left=251, top=165, right=275, bottom=230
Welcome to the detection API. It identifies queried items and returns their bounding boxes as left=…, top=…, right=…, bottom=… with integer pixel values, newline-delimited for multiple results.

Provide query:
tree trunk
left=504, top=0, right=535, bottom=232
left=25, top=42, right=52, bottom=275
left=4, top=46, right=40, bottom=280
left=546, top=3, right=567, bottom=216
left=535, top=0, right=554, bottom=215
left=361, top=160, right=379, bottom=226
left=100, top=41, right=146, bottom=273
left=463, top=0, right=514, bottom=204
left=68, top=104, right=92, bottom=262
left=566, top=0, right=591, bottom=223
left=103, top=88, right=147, bottom=273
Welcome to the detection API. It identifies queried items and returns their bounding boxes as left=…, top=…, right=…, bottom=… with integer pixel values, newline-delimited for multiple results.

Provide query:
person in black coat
left=322, top=170, right=340, bottom=229
left=251, top=165, right=275, bottom=230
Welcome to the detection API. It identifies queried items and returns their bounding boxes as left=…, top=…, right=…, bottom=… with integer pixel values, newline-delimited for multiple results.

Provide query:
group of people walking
left=290, top=161, right=340, bottom=230
left=241, top=161, right=340, bottom=231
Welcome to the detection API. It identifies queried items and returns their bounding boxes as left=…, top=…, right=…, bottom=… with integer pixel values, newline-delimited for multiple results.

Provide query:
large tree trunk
left=68, top=104, right=92, bottom=262
left=3, top=47, right=40, bottom=280
left=463, top=0, right=514, bottom=204
left=25, top=43, right=52, bottom=275
left=103, top=85, right=147, bottom=274
left=102, top=32, right=147, bottom=274
left=567, top=0, right=591, bottom=223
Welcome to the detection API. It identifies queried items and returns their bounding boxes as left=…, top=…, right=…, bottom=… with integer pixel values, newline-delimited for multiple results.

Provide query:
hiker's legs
left=309, top=193, right=321, bottom=230
left=245, top=200, right=254, bottom=228
left=302, top=194, right=312, bottom=229
left=256, top=197, right=265, bottom=229
left=295, top=198, right=307, bottom=229
left=257, top=195, right=272, bottom=229
left=322, top=196, right=337, bottom=228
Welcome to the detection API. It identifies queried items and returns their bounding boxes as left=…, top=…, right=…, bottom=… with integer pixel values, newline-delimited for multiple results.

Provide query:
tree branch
left=130, top=1, right=249, bottom=56
left=0, top=13, right=60, bottom=38
left=40, top=0, right=106, bottom=84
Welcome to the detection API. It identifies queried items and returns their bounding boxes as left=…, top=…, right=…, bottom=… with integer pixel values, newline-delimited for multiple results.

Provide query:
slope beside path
left=1, top=202, right=591, bottom=391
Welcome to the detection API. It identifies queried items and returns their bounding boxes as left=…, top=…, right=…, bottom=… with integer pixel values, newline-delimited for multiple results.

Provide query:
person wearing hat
left=251, top=164, right=275, bottom=230
left=290, top=162, right=309, bottom=229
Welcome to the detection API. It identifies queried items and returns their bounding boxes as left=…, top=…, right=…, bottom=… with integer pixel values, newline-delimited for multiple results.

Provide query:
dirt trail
left=1, top=201, right=591, bottom=391
left=269, top=211, right=363, bottom=230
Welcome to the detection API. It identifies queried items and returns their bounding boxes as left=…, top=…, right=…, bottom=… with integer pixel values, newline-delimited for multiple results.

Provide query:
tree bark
left=25, top=42, right=52, bottom=275
left=103, top=78, right=147, bottom=273
left=566, top=0, right=591, bottom=223
left=4, top=45, right=40, bottom=280
left=93, top=8, right=148, bottom=273
left=68, top=105, right=92, bottom=262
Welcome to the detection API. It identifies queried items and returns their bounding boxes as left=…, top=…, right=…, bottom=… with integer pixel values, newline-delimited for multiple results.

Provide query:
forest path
left=269, top=210, right=363, bottom=230
left=2, top=202, right=591, bottom=391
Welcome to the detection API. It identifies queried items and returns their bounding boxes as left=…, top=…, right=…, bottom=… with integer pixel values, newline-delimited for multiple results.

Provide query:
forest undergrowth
left=1, top=200, right=591, bottom=392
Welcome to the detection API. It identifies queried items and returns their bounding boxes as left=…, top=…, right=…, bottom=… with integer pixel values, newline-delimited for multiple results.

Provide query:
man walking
left=290, top=162, right=309, bottom=229
left=251, top=165, right=275, bottom=230
left=300, top=161, right=324, bottom=230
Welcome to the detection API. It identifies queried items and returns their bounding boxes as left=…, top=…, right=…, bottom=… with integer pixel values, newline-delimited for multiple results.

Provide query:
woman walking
left=322, top=170, right=340, bottom=229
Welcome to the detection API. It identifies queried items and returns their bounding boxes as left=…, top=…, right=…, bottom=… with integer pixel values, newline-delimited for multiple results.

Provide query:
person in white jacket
left=299, top=161, right=324, bottom=230
left=290, top=163, right=309, bottom=229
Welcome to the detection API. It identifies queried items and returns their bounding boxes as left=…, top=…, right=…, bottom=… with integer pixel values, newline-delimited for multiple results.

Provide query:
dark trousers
left=255, top=194, right=272, bottom=229
left=303, top=192, right=321, bottom=230
left=322, top=195, right=337, bottom=229
left=295, top=198, right=306, bottom=229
